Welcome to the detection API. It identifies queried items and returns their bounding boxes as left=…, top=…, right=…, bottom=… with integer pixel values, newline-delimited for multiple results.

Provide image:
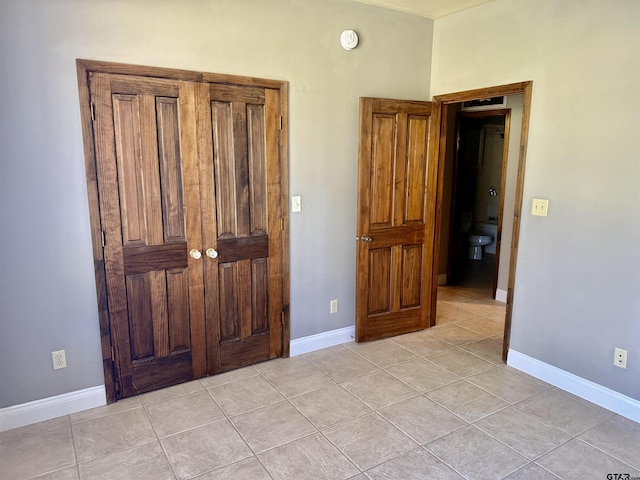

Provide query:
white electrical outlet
left=52, top=350, right=67, bottom=370
left=614, top=347, right=627, bottom=369
left=330, top=299, right=338, bottom=314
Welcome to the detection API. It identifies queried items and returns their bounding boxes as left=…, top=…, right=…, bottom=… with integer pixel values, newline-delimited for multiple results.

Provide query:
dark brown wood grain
left=210, top=84, right=265, bottom=104
left=77, top=60, right=289, bottom=401
left=216, top=236, right=269, bottom=263
left=76, top=62, right=117, bottom=403
left=123, top=243, right=188, bottom=274
left=356, top=98, right=433, bottom=342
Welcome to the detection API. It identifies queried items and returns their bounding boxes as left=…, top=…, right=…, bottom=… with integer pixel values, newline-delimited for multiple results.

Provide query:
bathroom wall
left=473, top=118, right=505, bottom=223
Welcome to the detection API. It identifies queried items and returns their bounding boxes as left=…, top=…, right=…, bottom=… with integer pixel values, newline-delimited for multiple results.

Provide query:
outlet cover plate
left=614, top=347, right=627, bottom=368
left=330, top=299, right=338, bottom=314
left=52, top=350, right=67, bottom=370
left=532, top=198, right=549, bottom=217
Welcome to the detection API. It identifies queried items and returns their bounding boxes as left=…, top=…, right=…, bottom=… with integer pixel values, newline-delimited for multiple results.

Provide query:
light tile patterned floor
left=1, top=285, right=639, bottom=479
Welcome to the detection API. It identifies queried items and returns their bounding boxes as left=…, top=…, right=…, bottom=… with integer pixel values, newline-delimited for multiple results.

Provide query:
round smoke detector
left=340, top=30, right=359, bottom=51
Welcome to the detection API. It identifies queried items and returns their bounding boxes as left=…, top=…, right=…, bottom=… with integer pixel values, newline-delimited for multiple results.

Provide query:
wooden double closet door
left=78, top=61, right=287, bottom=401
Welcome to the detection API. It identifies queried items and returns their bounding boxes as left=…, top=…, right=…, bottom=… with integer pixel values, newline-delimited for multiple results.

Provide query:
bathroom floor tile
left=160, top=419, right=252, bottom=479
left=0, top=415, right=70, bottom=443
left=258, top=433, right=358, bottom=480
left=426, top=348, right=495, bottom=377
left=474, top=406, right=571, bottom=460
left=138, top=379, right=204, bottom=406
left=426, top=380, right=508, bottom=422
left=466, top=366, right=550, bottom=403
left=208, top=375, right=284, bottom=416
left=346, top=339, right=418, bottom=368
left=455, top=317, right=504, bottom=337
left=145, top=390, right=224, bottom=437
left=198, top=365, right=258, bottom=389
left=193, top=457, right=272, bottom=479
left=437, top=287, right=476, bottom=302
left=0, top=425, right=75, bottom=479
left=391, top=331, right=454, bottom=357
left=425, top=425, right=528, bottom=479
left=341, top=370, right=417, bottom=409
left=230, top=401, right=316, bottom=453
left=365, top=447, right=463, bottom=479
left=300, top=344, right=349, bottom=362
left=538, top=438, right=640, bottom=479
left=309, top=349, right=379, bottom=383
left=516, top=387, right=613, bottom=435
left=578, top=414, right=640, bottom=469
left=457, top=298, right=506, bottom=317
left=385, top=357, right=460, bottom=392
left=72, top=407, right=156, bottom=463
left=429, top=324, right=486, bottom=345
left=503, top=463, right=561, bottom=480
left=257, top=357, right=335, bottom=397
left=289, top=384, right=371, bottom=430
left=78, top=442, right=174, bottom=480
left=460, top=339, right=504, bottom=365
left=378, top=395, right=467, bottom=444
left=435, top=301, right=477, bottom=324
left=30, top=466, right=80, bottom=480
left=70, top=396, right=141, bottom=425
left=323, top=413, right=417, bottom=471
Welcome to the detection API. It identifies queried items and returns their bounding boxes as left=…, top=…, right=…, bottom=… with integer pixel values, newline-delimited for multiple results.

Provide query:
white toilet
left=461, top=213, right=493, bottom=260
left=468, top=233, right=493, bottom=260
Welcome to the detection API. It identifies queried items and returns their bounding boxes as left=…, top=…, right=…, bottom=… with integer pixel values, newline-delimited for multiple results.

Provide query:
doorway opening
left=445, top=110, right=509, bottom=299
left=431, top=82, right=533, bottom=362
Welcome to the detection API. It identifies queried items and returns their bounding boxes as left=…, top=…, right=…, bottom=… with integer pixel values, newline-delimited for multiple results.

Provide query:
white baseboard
left=508, top=350, right=640, bottom=424
left=437, top=274, right=447, bottom=286
left=290, top=326, right=355, bottom=357
left=495, top=288, right=507, bottom=303
left=0, top=386, right=106, bottom=432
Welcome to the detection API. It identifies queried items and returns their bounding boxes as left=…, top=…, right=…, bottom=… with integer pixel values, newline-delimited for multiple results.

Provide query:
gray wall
left=432, top=0, right=640, bottom=400
left=0, top=0, right=432, bottom=407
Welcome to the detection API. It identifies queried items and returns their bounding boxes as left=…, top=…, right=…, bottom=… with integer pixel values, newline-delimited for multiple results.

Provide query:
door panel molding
left=77, top=60, right=289, bottom=403
left=356, top=97, right=434, bottom=342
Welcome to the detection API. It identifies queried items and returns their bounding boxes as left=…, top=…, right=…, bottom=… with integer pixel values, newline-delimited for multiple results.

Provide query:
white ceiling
left=350, top=0, right=495, bottom=19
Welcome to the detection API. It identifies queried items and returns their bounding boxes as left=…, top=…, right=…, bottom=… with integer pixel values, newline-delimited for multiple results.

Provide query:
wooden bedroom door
left=87, top=67, right=285, bottom=400
left=355, top=97, right=436, bottom=342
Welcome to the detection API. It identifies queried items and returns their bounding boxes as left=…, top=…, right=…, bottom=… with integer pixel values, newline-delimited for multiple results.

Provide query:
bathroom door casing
left=81, top=61, right=288, bottom=401
left=355, top=97, right=437, bottom=342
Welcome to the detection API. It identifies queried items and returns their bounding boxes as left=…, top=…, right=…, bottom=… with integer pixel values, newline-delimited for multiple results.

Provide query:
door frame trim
left=76, top=59, right=290, bottom=403
left=430, top=81, right=533, bottom=362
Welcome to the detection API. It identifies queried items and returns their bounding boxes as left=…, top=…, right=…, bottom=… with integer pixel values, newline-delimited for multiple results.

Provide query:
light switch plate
left=292, top=196, right=301, bottom=213
left=532, top=198, right=549, bottom=217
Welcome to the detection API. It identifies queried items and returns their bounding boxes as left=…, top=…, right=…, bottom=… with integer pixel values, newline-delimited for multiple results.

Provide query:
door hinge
left=280, top=217, right=284, bottom=231
left=114, top=377, right=121, bottom=399
left=279, top=116, right=282, bottom=130
left=101, top=230, right=105, bottom=248
left=90, top=103, right=95, bottom=121
left=110, top=345, right=115, bottom=361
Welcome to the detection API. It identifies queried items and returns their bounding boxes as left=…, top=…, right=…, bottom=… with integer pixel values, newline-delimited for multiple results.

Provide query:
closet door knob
left=189, top=249, right=202, bottom=260
left=206, top=248, right=218, bottom=259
